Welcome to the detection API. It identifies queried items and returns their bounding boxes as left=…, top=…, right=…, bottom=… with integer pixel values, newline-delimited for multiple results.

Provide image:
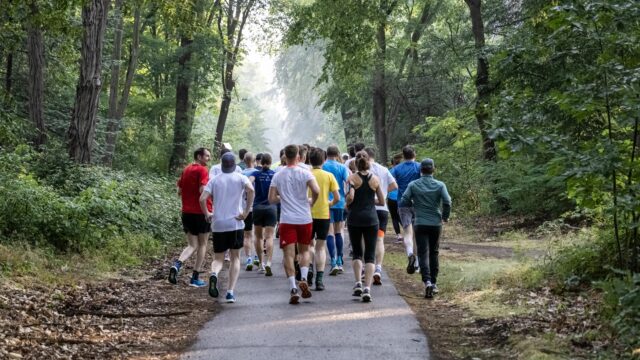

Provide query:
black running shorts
left=243, top=212, right=254, bottom=231
left=312, top=218, right=330, bottom=240
left=182, top=213, right=211, bottom=235
left=253, top=207, right=277, bottom=227
left=376, top=210, right=389, bottom=232
left=212, top=230, right=243, bottom=253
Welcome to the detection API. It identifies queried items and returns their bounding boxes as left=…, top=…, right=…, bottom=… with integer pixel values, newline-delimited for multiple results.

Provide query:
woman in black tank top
left=346, top=151, right=385, bottom=302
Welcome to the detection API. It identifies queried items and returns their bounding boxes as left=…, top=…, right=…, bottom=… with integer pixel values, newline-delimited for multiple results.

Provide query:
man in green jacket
left=400, top=158, right=451, bottom=299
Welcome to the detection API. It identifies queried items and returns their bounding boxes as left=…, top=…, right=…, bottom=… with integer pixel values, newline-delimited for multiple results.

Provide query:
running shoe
left=373, top=272, right=382, bottom=286
left=253, top=256, right=260, bottom=266
left=289, top=288, right=300, bottom=304
left=315, top=279, right=325, bottom=291
left=265, top=264, right=273, bottom=277
left=425, top=281, right=434, bottom=299
left=406, top=254, right=416, bottom=274
left=352, top=283, right=363, bottom=297
left=298, top=281, right=312, bottom=299
left=337, top=266, right=344, bottom=274
left=329, top=265, right=340, bottom=276
left=432, top=284, right=439, bottom=295
left=168, top=261, right=181, bottom=285
left=189, top=278, right=206, bottom=288
left=208, top=273, right=219, bottom=298
left=225, top=292, right=236, bottom=303
left=258, top=265, right=266, bottom=274
left=395, top=236, right=404, bottom=244
left=362, top=288, right=372, bottom=302
left=245, top=257, right=253, bottom=271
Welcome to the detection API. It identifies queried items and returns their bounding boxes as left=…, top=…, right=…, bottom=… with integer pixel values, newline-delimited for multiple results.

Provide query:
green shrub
left=596, top=274, right=640, bottom=350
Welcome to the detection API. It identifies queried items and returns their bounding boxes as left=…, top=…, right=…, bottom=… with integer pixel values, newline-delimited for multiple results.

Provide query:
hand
left=205, top=212, right=213, bottom=223
left=236, top=213, right=246, bottom=221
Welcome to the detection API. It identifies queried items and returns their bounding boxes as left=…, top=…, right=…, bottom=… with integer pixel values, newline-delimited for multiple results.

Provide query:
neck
left=286, top=159, right=298, bottom=166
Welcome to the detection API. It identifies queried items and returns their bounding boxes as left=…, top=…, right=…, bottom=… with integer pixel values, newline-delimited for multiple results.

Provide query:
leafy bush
left=0, top=147, right=181, bottom=253
left=597, top=274, right=640, bottom=350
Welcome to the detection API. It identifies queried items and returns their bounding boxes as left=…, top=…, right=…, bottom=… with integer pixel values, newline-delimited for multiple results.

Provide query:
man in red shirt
left=169, top=147, right=212, bottom=287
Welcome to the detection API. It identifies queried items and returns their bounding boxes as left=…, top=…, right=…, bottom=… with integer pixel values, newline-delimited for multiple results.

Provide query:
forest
left=0, top=0, right=639, bottom=358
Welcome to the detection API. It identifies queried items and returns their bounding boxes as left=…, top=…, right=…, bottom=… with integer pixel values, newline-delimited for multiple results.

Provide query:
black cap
left=420, top=158, right=434, bottom=171
left=221, top=153, right=236, bottom=173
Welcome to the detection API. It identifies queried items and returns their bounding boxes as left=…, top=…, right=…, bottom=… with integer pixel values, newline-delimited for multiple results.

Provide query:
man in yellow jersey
left=308, top=147, right=340, bottom=290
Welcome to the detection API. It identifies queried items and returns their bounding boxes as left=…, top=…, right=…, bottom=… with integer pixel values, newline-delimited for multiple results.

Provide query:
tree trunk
left=373, top=21, right=388, bottom=164
left=4, top=53, right=12, bottom=96
left=168, top=36, right=194, bottom=174
left=465, top=0, right=496, bottom=161
left=68, top=0, right=110, bottom=164
left=214, top=59, right=235, bottom=154
left=102, top=0, right=124, bottom=166
left=27, top=4, right=46, bottom=148
left=341, top=105, right=363, bottom=145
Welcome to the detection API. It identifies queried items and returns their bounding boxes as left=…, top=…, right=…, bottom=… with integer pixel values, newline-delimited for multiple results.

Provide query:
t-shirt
left=400, top=175, right=452, bottom=226
left=310, top=168, right=339, bottom=219
left=250, top=168, right=276, bottom=208
left=204, top=173, right=252, bottom=232
left=270, top=166, right=315, bottom=224
left=369, top=161, right=396, bottom=212
left=391, top=160, right=421, bottom=206
left=177, top=163, right=210, bottom=214
left=322, top=159, right=350, bottom=209
left=388, top=189, right=398, bottom=201
left=242, top=167, right=257, bottom=177
left=209, top=163, right=242, bottom=179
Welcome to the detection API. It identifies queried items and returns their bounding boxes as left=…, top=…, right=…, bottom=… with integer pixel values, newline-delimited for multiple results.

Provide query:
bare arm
left=375, top=185, right=386, bottom=206
left=237, top=182, right=255, bottom=220
left=329, top=189, right=340, bottom=207
left=268, top=186, right=280, bottom=205
left=199, top=190, right=213, bottom=221
left=388, top=181, right=398, bottom=193
left=308, top=178, right=320, bottom=207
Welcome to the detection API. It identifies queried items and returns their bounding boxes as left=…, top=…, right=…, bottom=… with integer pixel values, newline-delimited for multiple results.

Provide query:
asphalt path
left=182, top=236, right=430, bottom=360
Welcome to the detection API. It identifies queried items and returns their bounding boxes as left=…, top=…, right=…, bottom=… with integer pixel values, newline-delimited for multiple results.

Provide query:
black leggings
left=415, top=225, right=441, bottom=284
left=348, top=225, right=377, bottom=264
left=387, top=198, right=402, bottom=235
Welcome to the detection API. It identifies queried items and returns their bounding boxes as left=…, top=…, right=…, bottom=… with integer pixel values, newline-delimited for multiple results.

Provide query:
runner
left=344, top=142, right=364, bottom=173
left=249, top=153, right=277, bottom=276
left=346, top=151, right=386, bottom=302
left=309, top=148, right=340, bottom=290
left=199, top=153, right=255, bottom=303
left=241, top=152, right=258, bottom=270
left=400, top=158, right=451, bottom=298
left=268, top=144, right=320, bottom=304
left=210, top=148, right=243, bottom=178
left=322, top=145, right=350, bottom=276
left=170, top=148, right=212, bottom=287
left=387, top=153, right=404, bottom=243
left=365, top=147, right=398, bottom=285
left=255, top=153, right=263, bottom=171
left=238, top=148, right=248, bottom=170
left=391, top=145, right=421, bottom=274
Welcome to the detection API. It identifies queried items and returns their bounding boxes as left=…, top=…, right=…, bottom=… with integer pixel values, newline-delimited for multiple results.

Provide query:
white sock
left=406, top=248, right=414, bottom=257
left=375, top=264, right=382, bottom=273
left=288, top=276, right=296, bottom=290
left=227, top=289, right=234, bottom=295
left=300, top=266, right=309, bottom=280
left=364, top=286, right=370, bottom=292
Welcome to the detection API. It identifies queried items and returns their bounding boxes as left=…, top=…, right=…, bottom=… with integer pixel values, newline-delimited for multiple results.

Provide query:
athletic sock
left=288, top=276, right=297, bottom=290
left=211, top=272, right=217, bottom=277
left=316, top=271, right=324, bottom=282
left=335, top=233, right=344, bottom=257
left=375, top=265, right=382, bottom=273
left=326, top=235, right=336, bottom=259
left=227, top=289, right=234, bottom=295
left=192, top=270, right=199, bottom=280
left=300, top=267, right=309, bottom=281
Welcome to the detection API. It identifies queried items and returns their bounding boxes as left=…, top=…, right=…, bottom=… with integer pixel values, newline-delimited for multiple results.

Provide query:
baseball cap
left=221, top=153, right=236, bottom=173
left=420, top=158, right=434, bottom=171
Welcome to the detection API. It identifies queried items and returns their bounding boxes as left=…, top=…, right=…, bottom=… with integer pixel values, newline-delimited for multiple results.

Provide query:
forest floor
left=0, top=246, right=220, bottom=359
left=383, top=217, right=623, bottom=359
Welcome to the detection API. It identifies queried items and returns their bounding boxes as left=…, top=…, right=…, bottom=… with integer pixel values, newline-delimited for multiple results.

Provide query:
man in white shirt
left=209, top=148, right=243, bottom=179
left=200, top=153, right=255, bottom=303
left=365, top=147, right=398, bottom=285
left=269, top=144, right=320, bottom=304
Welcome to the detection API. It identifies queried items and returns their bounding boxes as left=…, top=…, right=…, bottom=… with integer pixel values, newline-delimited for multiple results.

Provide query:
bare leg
left=352, top=259, right=363, bottom=283
left=254, top=226, right=264, bottom=264
left=264, top=227, right=275, bottom=265
left=364, top=263, right=375, bottom=288
left=178, top=234, right=198, bottom=262
left=195, top=233, right=209, bottom=272
left=314, top=239, right=327, bottom=271
left=298, top=243, right=311, bottom=267
left=283, top=244, right=296, bottom=277
left=211, top=252, right=225, bottom=275
left=228, top=249, right=241, bottom=291
left=375, top=236, right=385, bottom=270
left=243, top=230, right=254, bottom=259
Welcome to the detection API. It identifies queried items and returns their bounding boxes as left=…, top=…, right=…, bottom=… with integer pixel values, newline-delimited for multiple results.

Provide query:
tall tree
left=26, top=1, right=46, bottom=147
left=168, top=36, right=194, bottom=173
left=464, top=0, right=496, bottom=161
left=213, top=0, right=257, bottom=155
left=68, top=0, right=110, bottom=163
left=102, top=1, right=142, bottom=166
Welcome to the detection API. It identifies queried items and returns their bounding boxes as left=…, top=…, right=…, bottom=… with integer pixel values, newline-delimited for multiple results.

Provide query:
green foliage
left=596, top=274, right=640, bottom=350
left=0, top=147, right=181, bottom=253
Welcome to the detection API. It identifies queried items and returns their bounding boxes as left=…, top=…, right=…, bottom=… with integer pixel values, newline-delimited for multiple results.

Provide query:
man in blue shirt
left=400, top=158, right=451, bottom=298
left=391, top=145, right=421, bottom=274
left=322, top=145, right=350, bottom=274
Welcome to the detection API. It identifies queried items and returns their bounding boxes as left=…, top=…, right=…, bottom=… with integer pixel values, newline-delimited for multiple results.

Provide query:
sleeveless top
left=347, top=173, right=379, bottom=227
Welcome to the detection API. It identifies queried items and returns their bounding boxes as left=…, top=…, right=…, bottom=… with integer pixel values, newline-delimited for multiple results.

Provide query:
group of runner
left=170, top=143, right=451, bottom=304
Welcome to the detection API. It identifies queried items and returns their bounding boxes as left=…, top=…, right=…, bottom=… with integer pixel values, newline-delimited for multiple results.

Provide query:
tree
left=464, top=0, right=496, bottom=161
left=68, top=0, right=110, bottom=163
left=168, top=35, right=194, bottom=173
left=213, top=0, right=258, bottom=156
left=26, top=1, right=46, bottom=148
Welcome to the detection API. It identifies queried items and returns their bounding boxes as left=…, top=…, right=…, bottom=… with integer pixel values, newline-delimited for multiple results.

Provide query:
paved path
left=183, top=239, right=430, bottom=360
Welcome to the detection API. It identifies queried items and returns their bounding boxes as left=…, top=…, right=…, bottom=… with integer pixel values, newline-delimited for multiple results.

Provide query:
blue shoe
left=245, top=257, right=253, bottom=271
left=208, top=274, right=219, bottom=298
left=225, top=292, right=236, bottom=303
left=169, top=261, right=181, bottom=284
left=189, top=278, right=206, bottom=287
left=337, top=256, right=344, bottom=266
left=253, top=256, right=260, bottom=266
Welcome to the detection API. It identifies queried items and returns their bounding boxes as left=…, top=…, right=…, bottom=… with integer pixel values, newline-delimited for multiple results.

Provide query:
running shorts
left=376, top=210, right=389, bottom=234
left=312, top=219, right=330, bottom=240
left=278, top=223, right=313, bottom=248
left=182, top=213, right=211, bottom=235
left=329, top=208, right=345, bottom=223
left=398, top=207, right=416, bottom=229
left=212, top=230, right=243, bottom=253
left=243, top=212, right=254, bottom=231
left=253, top=207, right=277, bottom=227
